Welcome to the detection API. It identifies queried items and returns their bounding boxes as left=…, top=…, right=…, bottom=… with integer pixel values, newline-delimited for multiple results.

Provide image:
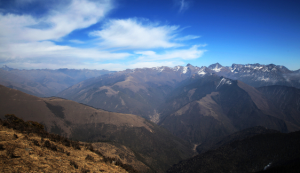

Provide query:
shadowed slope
left=0, top=85, right=193, bottom=172
left=167, top=128, right=300, bottom=173
left=159, top=75, right=289, bottom=145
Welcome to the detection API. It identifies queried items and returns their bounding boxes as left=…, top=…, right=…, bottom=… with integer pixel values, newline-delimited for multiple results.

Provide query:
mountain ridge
left=0, top=84, right=194, bottom=172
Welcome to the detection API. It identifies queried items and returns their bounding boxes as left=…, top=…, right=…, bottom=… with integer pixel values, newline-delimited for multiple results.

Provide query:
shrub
left=50, top=144, right=57, bottom=151
left=32, top=139, right=40, bottom=146
left=5, top=143, right=18, bottom=158
left=62, top=138, right=71, bottom=147
left=70, top=160, right=78, bottom=169
left=85, top=143, right=94, bottom=151
left=85, top=154, right=94, bottom=162
left=43, top=140, right=51, bottom=148
left=71, top=141, right=81, bottom=150
left=81, top=168, right=90, bottom=173
left=0, top=144, right=4, bottom=151
left=94, top=150, right=103, bottom=156
left=27, top=120, right=44, bottom=130
left=3, top=114, right=45, bottom=134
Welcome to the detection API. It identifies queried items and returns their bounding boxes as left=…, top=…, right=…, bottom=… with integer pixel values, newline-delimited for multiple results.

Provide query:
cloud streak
left=175, top=35, right=200, bottom=41
left=135, top=45, right=207, bottom=61
left=90, top=18, right=181, bottom=49
left=0, top=0, right=206, bottom=70
left=177, top=0, right=190, bottom=13
left=0, top=0, right=113, bottom=42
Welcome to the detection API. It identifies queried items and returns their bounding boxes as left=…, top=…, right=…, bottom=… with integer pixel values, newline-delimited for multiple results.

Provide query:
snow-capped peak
left=182, top=66, right=188, bottom=74
left=216, top=77, right=232, bottom=89
left=208, top=63, right=223, bottom=72
left=173, top=66, right=181, bottom=71
left=152, top=66, right=166, bottom=72
left=197, top=67, right=207, bottom=76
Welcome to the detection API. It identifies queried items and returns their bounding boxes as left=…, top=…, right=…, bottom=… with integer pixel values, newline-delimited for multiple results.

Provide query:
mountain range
left=0, top=84, right=193, bottom=172
left=1, top=63, right=300, bottom=172
left=0, top=65, right=113, bottom=97
left=55, top=63, right=300, bottom=146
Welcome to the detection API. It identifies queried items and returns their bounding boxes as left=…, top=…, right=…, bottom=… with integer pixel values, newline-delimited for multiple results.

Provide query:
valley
left=1, top=63, right=300, bottom=172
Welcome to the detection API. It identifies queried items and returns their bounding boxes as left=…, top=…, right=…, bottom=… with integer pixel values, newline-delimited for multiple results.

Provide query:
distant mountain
left=57, top=65, right=207, bottom=120
left=0, top=85, right=193, bottom=173
left=0, top=66, right=114, bottom=97
left=167, top=128, right=300, bottom=173
left=2, top=63, right=299, bottom=98
left=208, top=63, right=300, bottom=88
left=158, top=75, right=291, bottom=144
left=57, top=63, right=300, bottom=147
left=57, top=63, right=300, bottom=120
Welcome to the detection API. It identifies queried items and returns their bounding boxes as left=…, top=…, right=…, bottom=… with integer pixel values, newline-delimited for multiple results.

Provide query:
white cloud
left=175, top=35, right=200, bottom=41
left=135, top=45, right=207, bottom=61
left=0, top=0, right=113, bottom=43
left=0, top=41, right=130, bottom=62
left=90, top=18, right=181, bottom=49
left=0, top=0, right=122, bottom=69
left=69, top=40, right=85, bottom=44
left=177, top=0, right=190, bottom=13
left=0, top=0, right=206, bottom=71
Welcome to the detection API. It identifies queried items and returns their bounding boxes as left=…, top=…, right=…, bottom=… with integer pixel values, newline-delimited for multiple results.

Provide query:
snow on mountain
left=173, top=66, right=181, bottom=71
left=182, top=66, right=188, bottom=74
left=208, top=63, right=223, bottom=72
left=216, top=77, right=232, bottom=89
left=197, top=69, right=207, bottom=76
left=103, top=63, right=299, bottom=89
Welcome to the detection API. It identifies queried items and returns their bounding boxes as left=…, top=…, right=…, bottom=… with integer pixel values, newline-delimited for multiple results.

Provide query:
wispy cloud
left=69, top=40, right=85, bottom=44
left=175, top=35, right=200, bottom=41
left=135, top=45, right=207, bottom=61
left=0, top=0, right=206, bottom=70
left=0, top=0, right=113, bottom=43
left=0, top=0, right=119, bottom=69
left=177, top=0, right=190, bottom=13
left=90, top=18, right=181, bottom=49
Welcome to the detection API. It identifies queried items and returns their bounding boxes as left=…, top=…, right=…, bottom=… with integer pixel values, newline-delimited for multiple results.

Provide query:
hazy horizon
left=0, top=0, right=299, bottom=71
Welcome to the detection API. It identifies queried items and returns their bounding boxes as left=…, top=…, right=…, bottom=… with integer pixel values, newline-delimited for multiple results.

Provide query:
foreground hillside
left=0, top=115, right=132, bottom=173
left=0, top=85, right=194, bottom=172
left=167, top=127, right=300, bottom=173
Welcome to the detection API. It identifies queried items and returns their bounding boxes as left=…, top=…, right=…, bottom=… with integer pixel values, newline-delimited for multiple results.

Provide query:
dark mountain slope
left=159, top=76, right=288, bottom=145
left=0, top=84, right=193, bottom=173
left=257, top=85, right=300, bottom=130
left=167, top=129, right=300, bottom=173
left=196, top=126, right=279, bottom=154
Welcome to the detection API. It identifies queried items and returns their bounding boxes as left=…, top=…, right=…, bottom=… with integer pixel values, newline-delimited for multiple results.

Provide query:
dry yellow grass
left=92, top=142, right=151, bottom=173
left=0, top=125, right=128, bottom=173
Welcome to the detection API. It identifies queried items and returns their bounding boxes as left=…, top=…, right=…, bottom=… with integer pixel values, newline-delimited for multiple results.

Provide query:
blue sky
left=0, top=0, right=299, bottom=71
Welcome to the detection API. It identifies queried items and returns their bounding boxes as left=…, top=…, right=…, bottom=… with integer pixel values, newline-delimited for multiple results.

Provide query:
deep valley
left=1, top=63, right=300, bottom=172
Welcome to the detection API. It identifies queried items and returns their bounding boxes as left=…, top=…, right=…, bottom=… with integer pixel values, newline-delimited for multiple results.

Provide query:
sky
left=0, top=0, right=299, bottom=71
